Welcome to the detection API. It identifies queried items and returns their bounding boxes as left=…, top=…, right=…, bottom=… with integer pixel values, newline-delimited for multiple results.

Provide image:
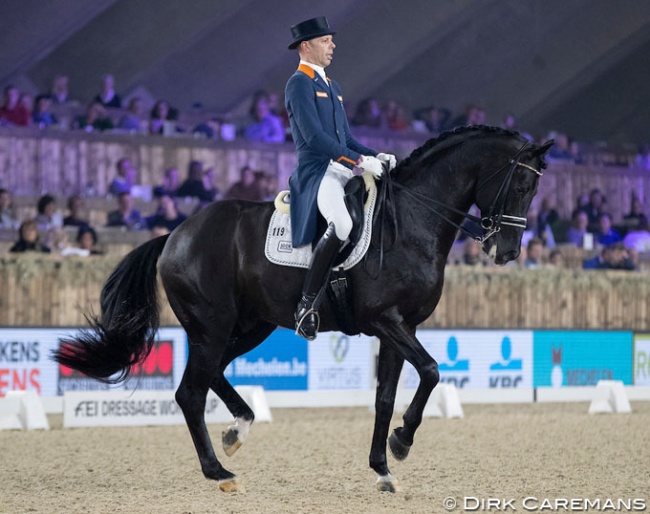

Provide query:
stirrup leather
left=295, top=305, right=320, bottom=341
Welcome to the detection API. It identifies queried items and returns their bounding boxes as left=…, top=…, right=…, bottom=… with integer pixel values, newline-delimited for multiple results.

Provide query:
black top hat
left=288, top=16, right=336, bottom=50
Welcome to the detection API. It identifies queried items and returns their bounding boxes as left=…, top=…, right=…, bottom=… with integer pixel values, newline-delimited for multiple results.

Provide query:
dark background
left=1, top=0, right=649, bottom=144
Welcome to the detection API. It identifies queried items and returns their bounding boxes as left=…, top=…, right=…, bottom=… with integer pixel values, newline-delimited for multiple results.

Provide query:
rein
left=364, top=141, right=542, bottom=276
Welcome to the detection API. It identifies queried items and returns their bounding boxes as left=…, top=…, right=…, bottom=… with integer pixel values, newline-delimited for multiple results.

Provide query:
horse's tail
left=52, top=234, right=170, bottom=383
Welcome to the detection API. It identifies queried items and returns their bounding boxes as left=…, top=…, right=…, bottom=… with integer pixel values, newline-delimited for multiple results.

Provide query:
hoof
left=388, top=429, right=411, bottom=461
left=376, top=474, right=402, bottom=493
left=218, top=477, right=245, bottom=493
left=222, top=427, right=243, bottom=457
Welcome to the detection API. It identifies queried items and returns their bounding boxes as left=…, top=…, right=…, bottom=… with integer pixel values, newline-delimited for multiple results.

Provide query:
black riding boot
left=295, top=223, right=344, bottom=340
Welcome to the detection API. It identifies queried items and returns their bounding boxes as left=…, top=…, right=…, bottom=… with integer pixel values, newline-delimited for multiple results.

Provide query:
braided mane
left=399, top=125, right=524, bottom=169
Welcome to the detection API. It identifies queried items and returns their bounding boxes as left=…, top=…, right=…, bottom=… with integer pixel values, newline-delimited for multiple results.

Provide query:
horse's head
left=474, top=139, right=554, bottom=265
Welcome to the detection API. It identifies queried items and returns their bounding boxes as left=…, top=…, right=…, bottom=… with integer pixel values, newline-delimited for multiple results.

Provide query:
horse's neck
left=395, top=156, right=478, bottom=253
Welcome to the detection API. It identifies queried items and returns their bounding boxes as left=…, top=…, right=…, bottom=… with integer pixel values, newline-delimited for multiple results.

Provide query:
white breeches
left=317, top=161, right=354, bottom=241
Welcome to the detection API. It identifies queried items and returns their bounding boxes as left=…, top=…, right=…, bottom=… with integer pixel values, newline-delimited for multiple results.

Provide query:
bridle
left=365, top=140, right=543, bottom=276
left=469, top=140, right=543, bottom=243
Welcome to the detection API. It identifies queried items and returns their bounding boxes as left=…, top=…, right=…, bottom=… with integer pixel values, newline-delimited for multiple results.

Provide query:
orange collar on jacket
left=297, top=63, right=331, bottom=83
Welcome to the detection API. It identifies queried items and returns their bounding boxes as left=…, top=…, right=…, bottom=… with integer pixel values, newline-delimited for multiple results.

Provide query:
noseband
left=471, top=140, right=543, bottom=243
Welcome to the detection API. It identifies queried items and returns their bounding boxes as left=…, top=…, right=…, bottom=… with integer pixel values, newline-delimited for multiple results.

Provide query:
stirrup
left=295, top=306, right=320, bottom=341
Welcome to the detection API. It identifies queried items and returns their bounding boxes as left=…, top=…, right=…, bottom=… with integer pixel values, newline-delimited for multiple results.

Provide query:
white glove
left=357, top=155, right=384, bottom=179
left=376, top=152, right=397, bottom=171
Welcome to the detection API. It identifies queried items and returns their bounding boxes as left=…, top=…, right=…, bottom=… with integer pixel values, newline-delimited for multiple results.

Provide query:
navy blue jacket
left=285, top=64, right=376, bottom=246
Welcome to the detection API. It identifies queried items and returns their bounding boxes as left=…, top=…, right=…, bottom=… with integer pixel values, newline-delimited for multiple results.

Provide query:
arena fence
left=0, top=256, right=647, bottom=329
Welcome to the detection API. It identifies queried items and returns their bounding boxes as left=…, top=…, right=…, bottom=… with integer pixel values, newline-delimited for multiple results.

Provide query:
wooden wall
left=0, top=256, right=647, bottom=330
left=2, top=126, right=650, bottom=223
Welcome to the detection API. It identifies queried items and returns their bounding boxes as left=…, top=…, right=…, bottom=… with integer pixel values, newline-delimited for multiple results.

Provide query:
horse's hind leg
left=210, top=322, right=277, bottom=457
left=175, top=328, right=241, bottom=492
left=370, top=342, right=404, bottom=492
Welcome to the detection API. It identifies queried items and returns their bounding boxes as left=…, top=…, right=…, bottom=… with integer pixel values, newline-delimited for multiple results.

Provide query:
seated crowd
left=0, top=157, right=278, bottom=257
left=1, top=74, right=646, bottom=167
left=2, top=74, right=650, bottom=264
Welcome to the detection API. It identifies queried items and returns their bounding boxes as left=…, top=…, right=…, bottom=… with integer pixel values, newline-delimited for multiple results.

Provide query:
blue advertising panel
left=403, top=330, right=533, bottom=389
left=533, top=331, right=633, bottom=387
left=223, top=329, right=308, bottom=390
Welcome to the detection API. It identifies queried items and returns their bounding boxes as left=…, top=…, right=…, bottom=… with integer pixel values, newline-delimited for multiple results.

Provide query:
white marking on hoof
left=218, top=477, right=245, bottom=493
left=222, top=417, right=252, bottom=457
left=376, top=473, right=402, bottom=493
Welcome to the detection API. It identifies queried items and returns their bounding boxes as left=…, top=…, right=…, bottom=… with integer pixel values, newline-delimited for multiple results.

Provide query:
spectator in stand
left=524, top=238, right=544, bottom=269
left=118, top=97, right=146, bottom=132
left=149, top=100, right=175, bottom=135
left=501, top=112, right=534, bottom=141
left=63, top=195, right=89, bottom=229
left=72, top=101, right=113, bottom=132
left=566, top=210, right=590, bottom=247
left=582, top=242, right=636, bottom=271
left=594, top=213, right=622, bottom=247
left=193, top=117, right=223, bottom=140
left=225, top=165, right=264, bottom=201
left=50, top=74, right=73, bottom=105
left=351, top=97, right=383, bottom=128
left=383, top=100, right=409, bottom=131
left=583, top=188, right=606, bottom=232
left=76, top=225, right=103, bottom=255
left=412, top=105, right=450, bottom=135
left=108, top=157, right=137, bottom=196
left=94, top=74, right=121, bottom=109
left=9, top=219, right=51, bottom=253
left=569, top=140, right=585, bottom=164
left=202, top=167, right=221, bottom=202
left=262, top=173, right=279, bottom=201
left=457, top=239, right=484, bottom=266
left=35, top=194, right=64, bottom=231
left=537, top=196, right=559, bottom=240
left=623, top=217, right=650, bottom=252
left=546, top=132, right=573, bottom=161
left=0, top=85, right=31, bottom=127
left=548, top=249, right=564, bottom=267
left=32, top=94, right=58, bottom=128
left=106, top=192, right=146, bottom=230
left=622, top=196, right=648, bottom=232
left=450, top=104, right=483, bottom=128
left=175, top=160, right=215, bottom=204
left=0, top=188, right=18, bottom=229
left=154, top=167, right=181, bottom=198
left=145, top=190, right=187, bottom=232
left=243, top=92, right=285, bottom=143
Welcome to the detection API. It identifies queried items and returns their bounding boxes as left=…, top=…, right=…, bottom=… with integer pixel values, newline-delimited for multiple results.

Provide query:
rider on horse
left=285, top=16, right=397, bottom=340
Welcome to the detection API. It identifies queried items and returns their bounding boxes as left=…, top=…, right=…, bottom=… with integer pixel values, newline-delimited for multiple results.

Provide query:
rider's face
left=303, top=35, right=335, bottom=68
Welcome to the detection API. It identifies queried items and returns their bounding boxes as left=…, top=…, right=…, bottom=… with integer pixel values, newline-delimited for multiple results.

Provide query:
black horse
left=54, top=126, right=552, bottom=493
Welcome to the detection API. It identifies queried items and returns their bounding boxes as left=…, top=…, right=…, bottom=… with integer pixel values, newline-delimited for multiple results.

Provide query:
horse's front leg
left=370, top=341, right=404, bottom=492
left=369, top=311, right=440, bottom=488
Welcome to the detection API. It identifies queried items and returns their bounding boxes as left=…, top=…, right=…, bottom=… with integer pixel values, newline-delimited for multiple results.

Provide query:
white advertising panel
left=308, top=332, right=375, bottom=390
left=63, top=389, right=229, bottom=427
left=634, top=334, right=650, bottom=386
left=0, top=327, right=187, bottom=397
left=403, top=330, right=533, bottom=389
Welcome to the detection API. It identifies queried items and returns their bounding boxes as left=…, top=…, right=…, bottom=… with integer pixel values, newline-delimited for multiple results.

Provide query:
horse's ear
left=533, top=139, right=554, bottom=157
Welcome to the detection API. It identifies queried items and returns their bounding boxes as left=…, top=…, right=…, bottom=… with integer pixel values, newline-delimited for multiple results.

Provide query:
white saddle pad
left=265, top=173, right=377, bottom=270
